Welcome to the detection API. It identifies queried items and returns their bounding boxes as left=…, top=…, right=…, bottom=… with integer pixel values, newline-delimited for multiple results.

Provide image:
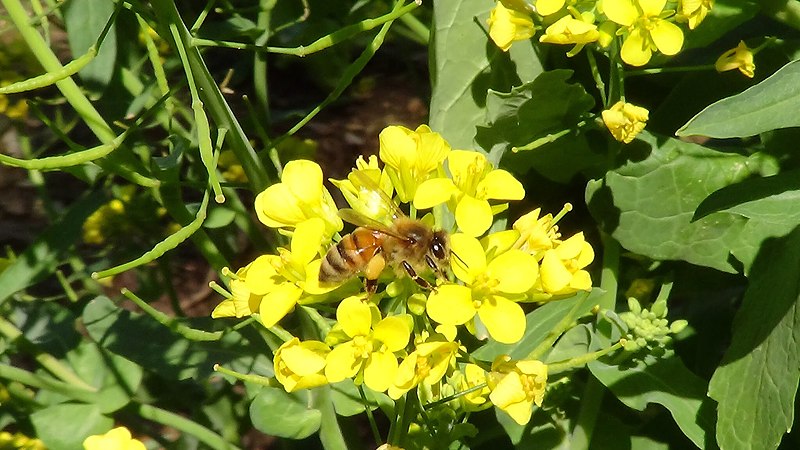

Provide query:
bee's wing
left=349, top=170, right=405, bottom=220
left=338, top=208, right=411, bottom=242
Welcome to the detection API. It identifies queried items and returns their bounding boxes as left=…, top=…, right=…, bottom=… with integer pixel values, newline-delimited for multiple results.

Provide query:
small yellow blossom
left=536, top=0, right=565, bottom=16
left=330, top=155, right=396, bottom=225
left=218, top=150, right=248, bottom=183
left=254, top=160, right=342, bottom=236
left=536, top=232, right=594, bottom=299
left=379, top=125, right=450, bottom=203
left=601, top=100, right=649, bottom=143
left=83, top=427, right=146, bottom=450
left=678, top=0, right=713, bottom=30
left=487, top=0, right=535, bottom=52
left=0, top=93, right=28, bottom=120
left=211, top=265, right=262, bottom=319
left=389, top=337, right=459, bottom=399
left=456, top=363, right=492, bottom=410
left=415, top=150, right=524, bottom=237
left=512, top=208, right=561, bottom=259
left=426, top=234, right=537, bottom=344
left=274, top=337, right=331, bottom=392
left=604, top=0, right=684, bottom=66
left=539, top=13, right=600, bottom=57
left=715, top=41, right=755, bottom=78
left=0, top=431, right=45, bottom=450
left=83, top=199, right=127, bottom=245
left=325, top=296, right=412, bottom=393
left=487, top=355, right=548, bottom=425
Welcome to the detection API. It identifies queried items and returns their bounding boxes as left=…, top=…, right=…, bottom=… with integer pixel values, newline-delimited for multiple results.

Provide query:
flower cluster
left=487, top=0, right=715, bottom=67
left=213, top=125, right=596, bottom=427
left=83, top=427, right=145, bottom=450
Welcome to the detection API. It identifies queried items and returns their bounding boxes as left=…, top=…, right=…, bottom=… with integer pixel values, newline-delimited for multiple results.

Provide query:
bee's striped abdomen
left=319, top=228, right=381, bottom=283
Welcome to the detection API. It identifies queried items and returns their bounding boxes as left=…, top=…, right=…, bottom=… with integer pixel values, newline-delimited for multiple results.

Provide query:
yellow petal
left=540, top=250, right=572, bottom=293
left=337, top=296, right=372, bottom=338
left=481, top=230, right=519, bottom=258
left=373, top=315, right=412, bottom=352
left=211, top=299, right=236, bottom=318
left=603, top=0, right=638, bottom=26
left=535, top=0, right=565, bottom=16
left=447, top=150, right=488, bottom=182
left=489, top=371, right=526, bottom=408
left=414, top=126, right=451, bottom=173
left=450, top=233, right=487, bottom=282
left=414, top=178, right=457, bottom=209
left=325, top=343, right=360, bottom=382
left=426, top=284, right=476, bottom=326
left=502, top=397, right=535, bottom=425
left=283, top=160, right=323, bottom=205
left=478, top=295, right=526, bottom=344
left=245, top=255, right=281, bottom=295
left=280, top=341, right=328, bottom=376
left=456, top=195, right=494, bottom=237
left=364, top=351, right=398, bottom=392
left=477, top=169, right=525, bottom=201
left=638, top=0, right=667, bottom=17
left=255, top=184, right=305, bottom=227
left=379, top=125, right=416, bottom=170
left=486, top=250, right=538, bottom=294
left=650, top=20, right=684, bottom=56
left=291, top=218, right=325, bottom=265
left=621, top=28, right=653, bottom=66
left=259, top=284, right=303, bottom=327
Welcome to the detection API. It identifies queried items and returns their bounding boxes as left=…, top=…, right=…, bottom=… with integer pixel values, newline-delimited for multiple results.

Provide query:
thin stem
left=512, top=119, right=594, bottom=152
left=423, top=383, right=488, bottom=410
left=398, top=11, right=429, bottom=44
left=359, top=385, right=382, bottom=446
left=586, top=48, right=607, bottom=107
left=0, top=363, right=95, bottom=402
left=212, top=364, right=280, bottom=388
left=597, top=233, right=619, bottom=311
left=548, top=340, right=625, bottom=374
left=625, top=64, right=715, bottom=77
left=121, top=288, right=224, bottom=341
left=136, top=402, right=241, bottom=450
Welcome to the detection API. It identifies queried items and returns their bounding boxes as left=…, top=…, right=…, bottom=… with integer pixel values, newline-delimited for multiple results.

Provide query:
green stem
left=1, top=0, right=159, bottom=187
left=121, top=288, right=224, bottom=341
left=526, top=292, right=591, bottom=361
left=212, top=364, right=280, bottom=388
left=548, top=340, right=625, bottom=374
left=423, top=383, right=488, bottom=410
left=0, top=317, right=96, bottom=391
left=359, top=385, right=382, bottom=446
left=253, top=0, right=276, bottom=128
left=136, top=402, right=241, bottom=450
left=192, top=0, right=419, bottom=57
left=570, top=374, right=605, bottom=448
left=0, top=363, right=95, bottom=402
left=625, top=64, right=715, bottom=77
left=398, top=11, right=429, bottom=44
left=597, top=233, right=619, bottom=311
left=512, top=119, right=594, bottom=152
left=586, top=48, right=607, bottom=108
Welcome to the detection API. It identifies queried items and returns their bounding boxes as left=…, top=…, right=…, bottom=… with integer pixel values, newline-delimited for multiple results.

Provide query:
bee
left=319, top=175, right=450, bottom=294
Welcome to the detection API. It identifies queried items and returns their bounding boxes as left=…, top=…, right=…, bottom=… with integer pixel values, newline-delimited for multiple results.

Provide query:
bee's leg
left=364, top=253, right=386, bottom=295
left=402, top=261, right=433, bottom=290
left=425, top=255, right=446, bottom=280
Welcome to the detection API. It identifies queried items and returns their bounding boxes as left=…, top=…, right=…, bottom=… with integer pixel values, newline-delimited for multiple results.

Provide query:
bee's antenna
left=450, top=250, right=467, bottom=268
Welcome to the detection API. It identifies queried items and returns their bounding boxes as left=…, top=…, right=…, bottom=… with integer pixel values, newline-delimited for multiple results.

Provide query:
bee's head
left=430, top=230, right=450, bottom=263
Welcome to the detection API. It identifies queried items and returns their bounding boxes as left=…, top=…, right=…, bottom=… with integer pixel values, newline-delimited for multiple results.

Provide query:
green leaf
left=0, top=191, right=105, bottom=305
left=82, top=296, right=272, bottom=380
left=677, top=60, right=800, bottom=138
left=316, top=385, right=348, bottom=450
left=474, top=71, right=599, bottom=178
left=250, top=387, right=322, bottom=440
left=589, top=353, right=716, bottom=449
left=708, top=227, right=800, bottom=450
left=66, top=341, right=143, bottom=413
left=585, top=132, right=755, bottom=273
left=472, top=290, right=598, bottom=362
left=31, top=403, right=112, bottom=450
left=429, top=0, right=543, bottom=149
left=63, top=0, right=117, bottom=90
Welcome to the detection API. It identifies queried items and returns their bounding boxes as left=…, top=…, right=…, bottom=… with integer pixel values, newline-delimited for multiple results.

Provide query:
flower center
left=352, top=336, right=373, bottom=360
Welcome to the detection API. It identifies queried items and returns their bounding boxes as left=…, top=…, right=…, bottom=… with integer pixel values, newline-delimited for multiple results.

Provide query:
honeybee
left=319, top=175, right=450, bottom=294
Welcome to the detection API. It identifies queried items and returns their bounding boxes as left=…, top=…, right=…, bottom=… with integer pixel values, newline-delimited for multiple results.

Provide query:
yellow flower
left=379, top=125, right=450, bottom=203
left=512, top=208, right=561, bottom=260
left=487, top=356, right=547, bottom=425
left=0, top=431, right=45, bottom=450
left=0, top=94, right=27, bottom=120
left=487, top=0, right=535, bottom=52
left=536, top=0, right=565, bottom=16
left=426, top=234, right=537, bottom=344
left=325, top=296, right=412, bottom=392
left=601, top=100, right=649, bottom=143
left=536, top=232, right=594, bottom=299
left=83, top=199, right=126, bottom=245
left=604, top=0, right=684, bottom=66
left=218, top=150, right=248, bottom=183
left=211, top=265, right=262, bottom=319
left=454, top=363, right=492, bottom=410
left=274, top=337, right=331, bottom=392
left=83, top=427, right=145, bottom=450
left=715, top=41, right=755, bottom=78
left=678, top=0, right=713, bottom=30
left=330, top=155, right=396, bottom=225
left=388, top=337, right=459, bottom=399
left=415, top=150, right=525, bottom=237
left=254, top=160, right=342, bottom=236
left=539, top=14, right=600, bottom=57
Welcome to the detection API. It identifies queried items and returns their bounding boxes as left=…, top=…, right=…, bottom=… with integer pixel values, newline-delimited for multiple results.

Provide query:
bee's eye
left=432, top=241, right=446, bottom=260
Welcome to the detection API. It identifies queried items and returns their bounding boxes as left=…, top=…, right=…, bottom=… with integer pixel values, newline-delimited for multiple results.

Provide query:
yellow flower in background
left=325, top=296, right=412, bottom=393
left=82, top=199, right=127, bottom=245
left=601, top=100, right=649, bottom=143
left=254, top=160, right=342, bottom=236
left=536, top=232, right=594, bottom=300
left=0, top=431, right=45, bottom=450
left=379, top=124, right=450, bottom=203
left=539, top=13, right=600, bottom=57
left=331, top=155, right=396, bottom=225
left=715, top=41, right=755, bottom=78
left=487, top=356, right=547, bottom=425
left=0, top=93, right=28, bottom=120
left=389, top=337, right=459, bottom=399
left=488, top=0, right=535, bottom=52
left=415, top=150, right=524, bottom=237
left=83, top=427, right=145, bottom=450
left=274, top=337, right=331, bottom=392
left=455, top=363, right=492, bottom=410
left=679, top=0, right=713, bottom=30
left=426, top=234, right=537, bottom=344
left=536, top=0, right=565, bottom=16
left=604, top=0, right=684, bottom=66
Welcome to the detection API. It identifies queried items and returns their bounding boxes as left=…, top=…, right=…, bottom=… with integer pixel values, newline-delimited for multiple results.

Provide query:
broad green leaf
left=472, top=290, right=599, bottom=362
left=678, top=60, right=800, bottom=138
left=67, top=341, right=143, bottom=413
left=82, top=296, right=272, bottom=380
left=429, top=0, right=543, bottom=149
left=250, top=387, right=322, bottom=440
left=329, top=379, right=391, bottom=417
left=31, top=403, right=112, bottom=450
left=496, top=405, right=571, bottom=447
left=589, top=353, right=716, bottom=449
left=474, top=71, right=600, bottom=178
left=64, top=0, right=117, bottom=90
left=545, top=324, right=591, bottom=364
left=708, top=227, right=800, bottom=450
left=586, top=132, right=755, bottom=273
left=0, top=191, right=104, bottom=305
left=315, top=385, right=348, bottom=450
